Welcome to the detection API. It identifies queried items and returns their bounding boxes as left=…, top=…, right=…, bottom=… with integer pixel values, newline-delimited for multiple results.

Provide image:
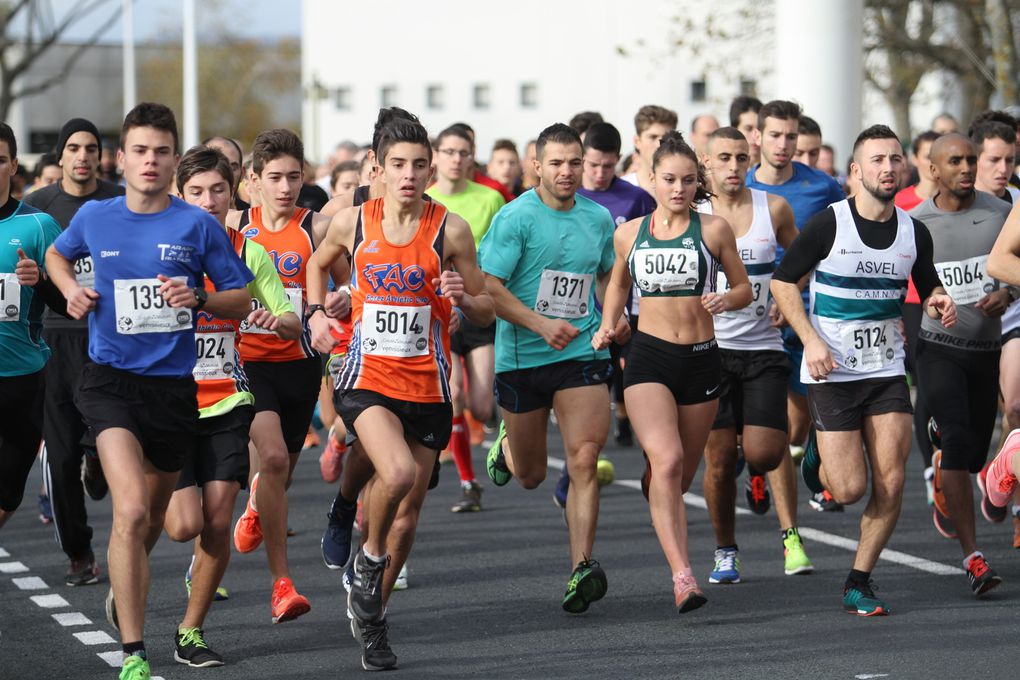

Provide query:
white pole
left=182, top=0, right=199, bottom=149
left=122, top=0, right=136, bottom=116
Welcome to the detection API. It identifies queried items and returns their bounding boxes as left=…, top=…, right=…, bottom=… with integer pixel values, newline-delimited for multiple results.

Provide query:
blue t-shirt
left=0, top=202, right=62, bottom=376
left=577, top=176, right=656, bottom=227
left=479, top=189, right=615, bottom=373
left=54, top=196, right=254, bottom=378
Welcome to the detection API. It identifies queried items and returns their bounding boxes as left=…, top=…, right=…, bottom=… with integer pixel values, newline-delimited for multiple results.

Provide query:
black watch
left=192, top=287, right=208, bottom=310
left=306, top=303, right=326, bottom=320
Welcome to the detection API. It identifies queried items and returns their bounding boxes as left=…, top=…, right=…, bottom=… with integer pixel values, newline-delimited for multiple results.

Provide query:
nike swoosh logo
left=705, top=385, right=720, bottom=396
left=974, top=217, right=988, bottom=224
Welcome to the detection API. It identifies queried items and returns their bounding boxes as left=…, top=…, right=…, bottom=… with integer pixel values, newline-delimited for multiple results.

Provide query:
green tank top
left=627, top=211, right=711, bottom=297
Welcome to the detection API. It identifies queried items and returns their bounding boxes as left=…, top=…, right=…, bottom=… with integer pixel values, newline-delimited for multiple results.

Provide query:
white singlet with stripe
left=698, top=189, right=783, bottom=352
left=804, top=199, right=916, bottom=384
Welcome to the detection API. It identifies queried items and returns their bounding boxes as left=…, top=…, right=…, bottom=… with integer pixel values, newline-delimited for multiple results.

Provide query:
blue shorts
left=782, top=327, right=807, bottom=397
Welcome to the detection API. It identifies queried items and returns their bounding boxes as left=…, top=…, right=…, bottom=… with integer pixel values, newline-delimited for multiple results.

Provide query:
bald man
left=689, top=114, right=720, bottom=156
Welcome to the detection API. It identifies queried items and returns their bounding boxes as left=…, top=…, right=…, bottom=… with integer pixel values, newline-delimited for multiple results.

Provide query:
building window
left=426, top=84, right=444, bottom=110
left=690, top=79, right=707, bottom=103
left=334, top=86, right=352, bottom=111
left=473, top=83, right=491, bottom=110
left=380, top=85, right=398, bottom=108
left=520, top=82, right=537, bottom=109
left=740, top=78, right=757, bottom=96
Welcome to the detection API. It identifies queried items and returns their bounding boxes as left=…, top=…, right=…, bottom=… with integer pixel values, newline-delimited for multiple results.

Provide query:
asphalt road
left=2, top=423, right=1019, bottom=680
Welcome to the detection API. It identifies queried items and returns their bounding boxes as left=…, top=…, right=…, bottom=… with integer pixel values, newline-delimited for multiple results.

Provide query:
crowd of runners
left=6, top=94, right=1020, bottom=678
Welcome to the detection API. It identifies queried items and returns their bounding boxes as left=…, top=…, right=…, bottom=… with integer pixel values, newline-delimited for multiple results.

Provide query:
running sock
left=122, top=641, right=146, bottom=659
left=717, top=544, right=738, bottom=552
left=846, top=569, right=871, bottom=588
left=362, top=549, right=387, bottom=563
left=450, top=415, right=475, bottom=483
left=330, top=490, right=357, bottom=516
left=962, top=550, right=983, bottom=569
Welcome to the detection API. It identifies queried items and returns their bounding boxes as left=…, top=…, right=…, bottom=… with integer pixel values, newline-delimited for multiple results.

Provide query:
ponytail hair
left=651, top=131, right=712, bottom=204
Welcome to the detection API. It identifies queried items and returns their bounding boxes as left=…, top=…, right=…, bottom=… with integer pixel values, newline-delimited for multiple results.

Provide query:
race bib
left=633, top=247, right=699, bottom=293
left=241, top=287, right=302, bottom=335
left=360, top=303, right=430, bottom=357
left=193, top=331, right=236, bottom=381
left=535, top=269, right=593, bottom=319
left=936, top=255, right=992, bottom=305
left=716, top=271, right=769, bottom=320
left=839, top=320, right=896, bottom=372
left=73, top=256, right=95, bottom=288
left=113, top=277, right=192, bottom=335
left=0, top=272, right=20, bottom=322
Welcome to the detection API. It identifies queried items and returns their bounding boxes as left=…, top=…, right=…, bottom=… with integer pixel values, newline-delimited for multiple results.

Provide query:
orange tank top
left=238, top=206, right=317, bottom=362
left=194, top=228, right=249, bottom=411
left=336, top=198, right=452, bottom=403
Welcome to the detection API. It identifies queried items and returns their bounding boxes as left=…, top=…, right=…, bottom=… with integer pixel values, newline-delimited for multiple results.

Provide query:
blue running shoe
left=553, top=469, right=569, bottom=508
left=322, top=497, right=358, bottom=571
left=708, top=547, right=741, bottom=584
left=801, top=428, right=823, bottom=494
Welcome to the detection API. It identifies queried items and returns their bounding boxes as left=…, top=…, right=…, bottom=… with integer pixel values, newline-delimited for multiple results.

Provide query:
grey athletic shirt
left=910, top=191, right=1012, bottom=351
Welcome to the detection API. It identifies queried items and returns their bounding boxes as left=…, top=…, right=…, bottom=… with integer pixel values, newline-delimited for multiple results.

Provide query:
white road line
left=30, top=593, right=70, bottom=608
left=0, top=547, right=9, bottom=558
left=12, top=576, right=48, bottom=590
left=97, top=651, right=123, bottom=667
left=549, top=456, right=962, bottom=576
left=53, top=612, right=93, bottom=627
left=73, top=630, right=117, bottom=646
left=0, top=561, right=29, bottom=573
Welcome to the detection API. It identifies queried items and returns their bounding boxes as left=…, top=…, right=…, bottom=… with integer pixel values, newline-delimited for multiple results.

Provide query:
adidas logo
left=639, top=240, right=650, bottom=247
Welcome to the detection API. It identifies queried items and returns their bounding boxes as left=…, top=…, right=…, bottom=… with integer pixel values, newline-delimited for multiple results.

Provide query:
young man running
left=425, top=124, right=504, bottom=513
left=746, top=101, right=845, bottom=512
left=771, top=125, right=955, bottom=616
left=482, top=123, right=627, bottom=613
left=697, top=126, right=813, bottom=581
left=729, top=95, right=763, bottom=167
left=621, top=105, right=678, bottom=194
left=229, top=129, right=333, bottom=623
left=0, top=122, right=62, bottom=531
left=165, top=146, right=301, bottom=666
left=911, top=133, right=1011, bottom=594
left=307, top=118, right=493, bottom=670
left=24, top=118, right=124, bottom=586
left=46, top=103, right=252, bottom=680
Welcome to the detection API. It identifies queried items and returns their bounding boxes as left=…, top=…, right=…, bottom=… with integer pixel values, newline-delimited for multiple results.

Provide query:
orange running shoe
left=271, top=577, right=311, bottom=624
left=233, top=473, right=263, bottom=553
left=931, top=450, right=949, bottom=517
left=303, top=428, right=321, bottom=450
left=319, top=426, right=347, bottom=484
left=673, top=569, right=707, bottom=614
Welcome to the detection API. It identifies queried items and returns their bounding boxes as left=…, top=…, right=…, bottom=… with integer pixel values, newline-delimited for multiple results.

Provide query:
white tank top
left=805, top=199, right=916, bottom=383
left=698, top=189, right=783, bottom=351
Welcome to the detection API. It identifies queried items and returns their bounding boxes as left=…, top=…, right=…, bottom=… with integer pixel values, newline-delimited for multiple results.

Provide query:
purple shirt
left=577, top=176, right=656, bottom=227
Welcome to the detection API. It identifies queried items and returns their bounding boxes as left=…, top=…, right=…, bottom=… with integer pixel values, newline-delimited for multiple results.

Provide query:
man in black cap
left=23, top=117, right=124, bottom=586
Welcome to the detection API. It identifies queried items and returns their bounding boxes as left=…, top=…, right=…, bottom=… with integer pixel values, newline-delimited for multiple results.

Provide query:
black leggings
left=903, top=303, right=934, bottom=467
left=0, top=371, right=44, bottom=511
left=916, top=340, right=999, bottom=472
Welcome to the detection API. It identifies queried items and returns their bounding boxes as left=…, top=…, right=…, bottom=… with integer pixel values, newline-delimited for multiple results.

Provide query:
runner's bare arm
left=769, top=195, right=799, bottom=251
left=320, top=187, right=356, bottom=218
left=592, top=220, right=637, bottom=349
left=225, top=209, right=242, bottom=230
left=442, top=214, right=494, bottom=326
left=45, top=244, right=97, bottom=319
left=157, top=275, right=250, bottom=319
left=307, top=207, right=357, bottom=352
left=988, top=202, right=1020, bottom=286
left=702, top=214, right=752, bottom=314
left=485, top=273, right=579, bottom=351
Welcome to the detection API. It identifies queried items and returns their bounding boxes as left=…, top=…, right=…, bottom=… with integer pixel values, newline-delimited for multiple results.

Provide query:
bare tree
left=0, top=0, right=121, bottom=121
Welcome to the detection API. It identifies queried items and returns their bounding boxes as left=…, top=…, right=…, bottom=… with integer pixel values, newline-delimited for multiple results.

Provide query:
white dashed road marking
left=53, top=612, right=93, bottom=627
left=0, top=561, right=29, bottom=573
left=12, top=576, right=48, bottom=590
left=30, top=593, right=70, bottom=608
left=74, top=630, right=117, bottom=645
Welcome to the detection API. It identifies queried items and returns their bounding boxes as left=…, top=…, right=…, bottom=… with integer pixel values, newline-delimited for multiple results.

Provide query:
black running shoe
left=451, top=481, right=482, bottom=513
left=965, top=553, right=1002, bottom=596
left=81, top=449, right=108, bottom=501
left=809, top=490, right=844, bottom=512
left=174, top=627, right=224, bottom=668
left=614, top=417, right=633, bottom=447
left=65, top=553, right=99, bottom=587
left=745, top=469, right=771, bottom=515
left=353, top=617, right=397, bottom=671
left=562, top=559, right=608, bottom=614
left=927, top=417, right=942, bottom=449
left=348, top=550, right=388, bottom=623
left=322, top=498, right=358, bottom=570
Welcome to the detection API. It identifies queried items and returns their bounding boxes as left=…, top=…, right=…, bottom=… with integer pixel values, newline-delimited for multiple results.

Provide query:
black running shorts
left=807, top=376, right=912, bottom=432
left=0, top=370, right=44, bottom=511
left=623, top=331, right=721, bottom=406
left=177, top=405, right=255, bottom=489
left=74, top=363, right=198, bottom=473
left=450, top=317, right=496, bottom=356
left=245, top=357, right=321, bottom=454
left=336, top=388, right=452, bottom=451
left=494, top=359, right=612, bottom=414
left=712, top=348, right=791, bottom=432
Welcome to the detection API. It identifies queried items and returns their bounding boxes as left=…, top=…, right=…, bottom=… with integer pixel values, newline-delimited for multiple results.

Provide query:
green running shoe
left=801, top=428, right=823, bottom=494
left=486, top=421, right=512, bottom=487
left=185, top=565, right=229, bottom=601
left=782, top=528, right=814, bottom=575
left=561, top=559, right=608, bottom=614
left=843, top=580, right=888, bottom=616
left=119, top=654, right=150, bottom=680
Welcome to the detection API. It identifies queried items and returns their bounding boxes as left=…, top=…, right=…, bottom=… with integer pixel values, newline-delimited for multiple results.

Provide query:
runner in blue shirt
left=45, top=103, right=252, bottom=680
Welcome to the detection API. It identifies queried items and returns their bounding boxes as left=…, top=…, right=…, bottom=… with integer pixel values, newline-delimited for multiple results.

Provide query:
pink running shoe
left=985, top=429, right=1020, bottom=508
